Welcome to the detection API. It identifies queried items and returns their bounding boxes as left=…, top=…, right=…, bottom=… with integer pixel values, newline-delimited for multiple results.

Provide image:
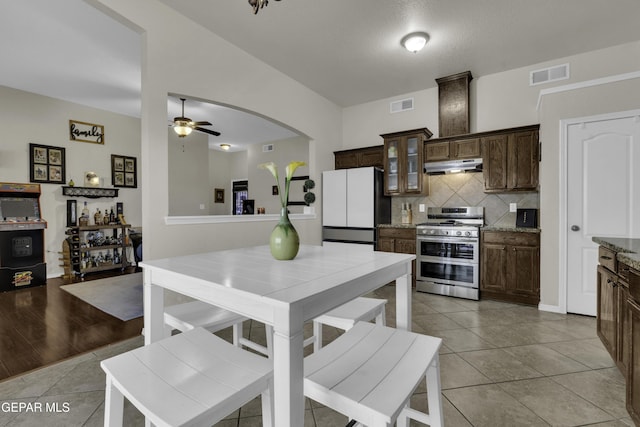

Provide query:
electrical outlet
left=419, top=204, right=425, bottom=212
left=200, top=204, right=205, bottom=210
left=510, top=203, right=517, bottom=212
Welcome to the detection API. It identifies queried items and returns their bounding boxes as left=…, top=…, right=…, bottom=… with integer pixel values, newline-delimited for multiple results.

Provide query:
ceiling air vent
left=390, top=98, right=414, bottom=113
left=262, top=144, right=274, bottom=152
left=530, top=63, right=569, bottom=86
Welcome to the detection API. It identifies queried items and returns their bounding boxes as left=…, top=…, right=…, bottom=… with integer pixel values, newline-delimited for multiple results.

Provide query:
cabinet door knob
left=571, top=225, right=580, bottom=231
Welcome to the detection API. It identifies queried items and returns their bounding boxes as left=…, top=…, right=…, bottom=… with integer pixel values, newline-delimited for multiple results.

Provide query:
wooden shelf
left=80, top=244, right=123, bottom=253
left=77, top=224, right=130, bottom=231
left=66, top=223, right=130, bottom=276
left=62, top=186, right=119, bottom=198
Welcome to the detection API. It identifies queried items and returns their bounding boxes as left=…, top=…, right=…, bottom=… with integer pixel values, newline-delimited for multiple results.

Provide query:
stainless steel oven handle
left=416, top=236, right=479, bottom=244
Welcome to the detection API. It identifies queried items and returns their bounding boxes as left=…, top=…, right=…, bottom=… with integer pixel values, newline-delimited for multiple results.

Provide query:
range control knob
left=465, top=231, right=472, bottom=237
left=429, top=229, right=436, bottom=235
left=456, top=231, right=462, bottom=236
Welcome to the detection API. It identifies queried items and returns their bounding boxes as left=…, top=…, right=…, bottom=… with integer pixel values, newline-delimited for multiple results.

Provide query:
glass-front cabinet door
left=381, top=128, right=431, bottom=196
left=385, top=139, right=399, bottom=194
left=406, top=136, right=419, bottom=191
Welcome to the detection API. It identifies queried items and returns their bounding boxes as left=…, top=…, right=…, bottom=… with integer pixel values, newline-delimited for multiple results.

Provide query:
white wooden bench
left=101, top=327, right=273, bottom=427
left=166, top=297, right=386, bottom=356
left=306, top=297, right=387, bottom=352
left=164, top=300, right=272, bottom=357
left=304, top=322, right=443, bottom=427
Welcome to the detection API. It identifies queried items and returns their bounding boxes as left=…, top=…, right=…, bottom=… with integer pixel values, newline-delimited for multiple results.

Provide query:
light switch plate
left=419, top=204, right=425, bottom=212
left=200, top=204, right=205, bottom=210
left=510, top=203, right=517, bottom=212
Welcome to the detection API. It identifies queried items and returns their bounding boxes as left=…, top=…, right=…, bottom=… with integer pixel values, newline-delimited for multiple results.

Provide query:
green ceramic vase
left=270, top=207, right=300, bottom=260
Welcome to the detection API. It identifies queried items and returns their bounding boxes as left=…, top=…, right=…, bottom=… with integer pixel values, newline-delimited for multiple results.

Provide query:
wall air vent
left=262, top=144, right=274, bottom=152
left=390, top=98, right=414, bottom=113
left=530, top=63, right=569, bottom=86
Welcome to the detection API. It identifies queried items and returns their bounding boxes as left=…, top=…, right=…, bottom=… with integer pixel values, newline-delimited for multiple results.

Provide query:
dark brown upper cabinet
left=482, top=125, right=539, bottom=192
left=381, top=128, right=432, bottom=196
left=436, top=71, right=472, bottom=138
left=425, top=137, right=481, bottom=162
left=334, top=146, right=383, bottom=170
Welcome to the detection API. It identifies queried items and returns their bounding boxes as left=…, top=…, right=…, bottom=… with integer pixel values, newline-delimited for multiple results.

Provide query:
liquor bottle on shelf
left=80, top=202, right=90, bottom=226
left=94, top=208, right=102, bottom=226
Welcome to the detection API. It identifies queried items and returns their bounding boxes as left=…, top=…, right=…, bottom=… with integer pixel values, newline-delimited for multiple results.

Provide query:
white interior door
left=566, top=113, right=640, bottom=315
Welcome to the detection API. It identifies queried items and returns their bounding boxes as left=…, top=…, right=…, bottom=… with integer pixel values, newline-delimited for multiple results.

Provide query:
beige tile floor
left=0, top=285, right=632, bottom=426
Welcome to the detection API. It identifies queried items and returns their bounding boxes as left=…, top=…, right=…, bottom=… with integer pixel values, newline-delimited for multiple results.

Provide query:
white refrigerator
left=322, top=167, right=391, bottom=250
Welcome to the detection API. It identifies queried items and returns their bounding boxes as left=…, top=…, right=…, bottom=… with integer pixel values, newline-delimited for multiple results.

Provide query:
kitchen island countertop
left=592, top=236, right=640, bottom=270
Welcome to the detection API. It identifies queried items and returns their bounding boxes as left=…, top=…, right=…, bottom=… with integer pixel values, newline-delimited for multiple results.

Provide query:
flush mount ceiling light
left=248, top=0, right=280, bottom=14
left=401, top=32, right=430, bottom=53
left=220, top=144, right=231, bottom=151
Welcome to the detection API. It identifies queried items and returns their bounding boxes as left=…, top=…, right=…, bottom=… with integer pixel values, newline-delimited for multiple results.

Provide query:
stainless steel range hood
left=423, top=158, right=483, bottom=175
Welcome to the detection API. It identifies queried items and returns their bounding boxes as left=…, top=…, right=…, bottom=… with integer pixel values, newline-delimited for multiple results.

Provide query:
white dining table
left=140, top=244, right=414, bottom=426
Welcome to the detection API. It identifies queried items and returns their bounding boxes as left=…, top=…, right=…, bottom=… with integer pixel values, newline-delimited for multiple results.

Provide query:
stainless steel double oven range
left=416, top=207, right=484, bottom=300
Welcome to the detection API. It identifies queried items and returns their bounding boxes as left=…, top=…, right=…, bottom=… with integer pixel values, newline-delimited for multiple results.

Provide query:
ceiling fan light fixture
left=220, top=143, right=231, bottom=150
left=173, top=120, right=193, bottom=137
left=248, top=0, right=280, bottom=14
left=401, top=32, right=429, bottom=53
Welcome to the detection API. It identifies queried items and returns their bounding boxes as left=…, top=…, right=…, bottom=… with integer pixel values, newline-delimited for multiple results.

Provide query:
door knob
left=571, top=225, right=580, bottom=231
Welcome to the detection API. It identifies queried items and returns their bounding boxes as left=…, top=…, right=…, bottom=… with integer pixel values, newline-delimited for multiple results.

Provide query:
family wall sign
left=69, top=120, right=104, bottom=144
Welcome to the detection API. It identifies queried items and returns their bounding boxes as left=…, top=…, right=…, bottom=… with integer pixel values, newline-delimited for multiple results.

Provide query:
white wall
left=168, top=129, right=210, bottom=215
left=247, top=136, right=310, bottom=215
left=343, top=41, right=640, bottom=150
left=208, top=150, right=233, bottom=215
left=97, top=0, right=340, bottom=265
left=0, top=85, right=142, bottom=278
left=538, top=77, right=640, bottom=309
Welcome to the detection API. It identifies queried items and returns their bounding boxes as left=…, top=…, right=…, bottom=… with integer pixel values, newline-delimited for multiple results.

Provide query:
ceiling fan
left=172, top=98, right=221, bottom=138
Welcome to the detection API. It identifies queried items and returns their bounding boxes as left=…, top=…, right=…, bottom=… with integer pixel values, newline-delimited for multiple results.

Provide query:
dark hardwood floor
left=0, top=268, right=143, bottom=382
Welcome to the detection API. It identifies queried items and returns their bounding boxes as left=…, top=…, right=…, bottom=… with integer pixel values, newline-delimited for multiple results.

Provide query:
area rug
left=60, top=273, right=143, bottom=321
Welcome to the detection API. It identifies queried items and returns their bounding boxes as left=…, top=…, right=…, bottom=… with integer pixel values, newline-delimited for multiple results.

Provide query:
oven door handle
left=417, top=236, right=478, bottom=244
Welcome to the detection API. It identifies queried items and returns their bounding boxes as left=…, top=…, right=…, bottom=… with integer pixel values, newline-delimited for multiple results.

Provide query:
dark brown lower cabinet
left=628, top=293, right=640, bottom=425
left=619, top=280, right=631, bottom=374
left=480, top=231, right=540, bottom=305
left=596, top=248, right=640, bottom=424
left=597, top=264, right=618, bottom=360
left=377, top=226, right=416, bottom=287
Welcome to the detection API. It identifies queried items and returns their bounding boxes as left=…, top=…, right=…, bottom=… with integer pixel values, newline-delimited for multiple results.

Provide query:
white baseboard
left=538, top=303, right=566, bottom=314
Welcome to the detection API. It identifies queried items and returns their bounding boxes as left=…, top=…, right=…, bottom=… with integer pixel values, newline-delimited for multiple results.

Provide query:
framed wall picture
left=29, top=143, right=66, bottom=184
left=111, top=154, right=137, bottom=188
left=214, top=188, right=224, bottom=203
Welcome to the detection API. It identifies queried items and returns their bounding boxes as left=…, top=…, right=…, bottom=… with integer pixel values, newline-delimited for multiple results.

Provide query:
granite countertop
left=379, top=224, right=542, bottom=233
left=482, top=226, right=541, bottom=233
left=592, top=236, right=640, bottom=270
left=378, top=223, right=416, bottom=228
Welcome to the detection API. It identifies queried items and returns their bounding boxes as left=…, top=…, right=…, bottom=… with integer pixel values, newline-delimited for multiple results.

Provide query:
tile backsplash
left=391, top=172, right=539, bottom=227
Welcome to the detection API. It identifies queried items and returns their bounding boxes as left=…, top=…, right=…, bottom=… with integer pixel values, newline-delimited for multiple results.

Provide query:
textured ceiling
left=1, top=0, right=640, bottom=149
left=157, top=0, right=640, bottom=106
